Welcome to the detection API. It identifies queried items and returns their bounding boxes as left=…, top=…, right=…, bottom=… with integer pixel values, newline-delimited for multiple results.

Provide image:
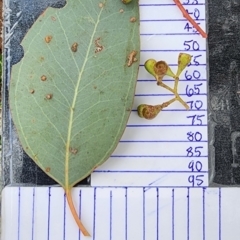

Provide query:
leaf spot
left=130, top=17, right=137, bottom=22
left=45, top=167, right=51, bottom=172
left=45, top=35, right=53, bottom=43
left=46, top=94, right=53, bottom=100
left=40, top=56, right=45, bottom=62
left=98, top=2, right=104, bottom=8
left=119, top=9, right=124, bottom=13
left=30, top=89, right=35, bottom=94
left=41, top=75, right=47, bottom=81
left=93, top=85, right=97, bottom=89
left=127, top=50, right=138, bottom=67
left=94, top=38, right=103, bottom=53
left=33, top=155, right=38, bottom=161
left=51, top=16, right=56, bottom=21
left=69, top=147, right=78, bottom=155
left=71, top=42, right=79, bottom=53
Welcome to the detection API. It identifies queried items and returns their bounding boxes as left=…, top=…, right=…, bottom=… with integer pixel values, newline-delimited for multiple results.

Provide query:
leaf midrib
left=64, top=3, right=105, bottom=188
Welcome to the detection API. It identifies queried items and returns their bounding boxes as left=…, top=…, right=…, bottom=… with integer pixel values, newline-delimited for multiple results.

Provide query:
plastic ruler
left=2, top=187, right=240, bottom=240
left=3, top=1, right=240, bottom=240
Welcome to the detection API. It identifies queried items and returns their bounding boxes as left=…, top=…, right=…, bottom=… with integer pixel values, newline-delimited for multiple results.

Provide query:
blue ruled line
left=140, top=19, right=205, bottom=22
left=187, top=188, right=190, bottom=240
left=156, top=188, right=159, bottom=240
left=139, top=64, right=206, bottom=67
left=132, top=109, right=207, bottom=112
left=139, top=3, right=205, bottom=6
left=127, top=125, right=207, bottom=127
left=140, top=33, right=202, bottom=36
left=140, top=49, right=206, bottom=52
left=93, top=188, right=96, bottom=240
left=110, top=191, right=113, bottom=240
left=172, top=189, right=175, bottom=240
left=110, top=155, right=208, bottom=158
left=135, top=93, right=207, bottom=97
left=94, top=170, right=208, bottom=173
left=125, top=188, right=128, bottom=240
left=93, top=186, right=208, bottom=189
left=47, top=187, right=51, bottom=240
left=78, top=190, right=82, bottom=240
left=120, top=140, right=208, bottom=143
left=31, top=188, right=35, bottom=240
left=137, top=79, right=207, bottom=82
left=63, top=193, right=66, bottom=240
left=18, top=187, right=21, bottom=240
left=143, top=188, right=146, bottom=240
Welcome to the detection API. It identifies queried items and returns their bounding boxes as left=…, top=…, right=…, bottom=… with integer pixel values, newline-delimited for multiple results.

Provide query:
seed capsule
left=176, top=53, right=192, bottom=78
left=137, top=98, right=177, bottom=120
left=144, top=59, right=157, bottom=78
left=145, top=59, right=175, bottom=81
left=137, top=104, right=162, bottom=120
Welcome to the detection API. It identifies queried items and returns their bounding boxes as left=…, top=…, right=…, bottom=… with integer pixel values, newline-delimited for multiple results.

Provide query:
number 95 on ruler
left=186, top=131, right=208, bottom=187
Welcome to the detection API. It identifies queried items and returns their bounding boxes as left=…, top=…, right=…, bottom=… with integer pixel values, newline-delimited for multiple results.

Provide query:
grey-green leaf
left=9, top=0, right=140, bottom=188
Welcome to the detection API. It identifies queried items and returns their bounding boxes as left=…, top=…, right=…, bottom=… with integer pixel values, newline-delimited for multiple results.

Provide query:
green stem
left=157, top=79, right=189, bottom=110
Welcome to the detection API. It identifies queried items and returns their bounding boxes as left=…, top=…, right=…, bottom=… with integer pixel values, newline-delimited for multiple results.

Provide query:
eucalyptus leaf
left=10, top=0, right=140, bottom=235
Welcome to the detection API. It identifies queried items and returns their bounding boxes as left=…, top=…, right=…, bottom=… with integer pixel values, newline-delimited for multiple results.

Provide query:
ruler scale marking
left=187, top=188, right=190, bottom=240
left=18, top=187, right=21, bottom=240
left=4, top=187, right=240, bottom=239
left=172, top=189, right=175, bottom=240
left=91, top=0, right=208, bottom=188
left=1, top=1, right=225, bottom=240
left=47, top=187, right=51, bottom=240
left=110, top=191, right=112, bottom=240
left=31, top=188, right=35, bottom=240
left=79, top=192, right=82, bottom=240
left=93, top=188, right=96, bottom=240
left=156, top=188, right=159, bottom=240
left=143, top=188, right=146, bottom=240
left=63, top=193, right=66, bottom=240
left=125, top=188, right=127, bottom=240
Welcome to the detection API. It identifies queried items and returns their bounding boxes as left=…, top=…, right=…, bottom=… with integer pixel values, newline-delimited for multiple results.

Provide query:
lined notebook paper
left=92, top=0, right=208, bottom=187
left=1, top=1, right=211, bottom=240
left=2, top=187, right=240, bottom=240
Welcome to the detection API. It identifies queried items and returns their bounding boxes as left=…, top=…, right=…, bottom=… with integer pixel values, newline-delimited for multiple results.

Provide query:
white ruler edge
left=1, top=0, right=214, bottom=240
left=92, top=0, right=208, bottom=187
left=2, top=187, right=240, bottom=240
